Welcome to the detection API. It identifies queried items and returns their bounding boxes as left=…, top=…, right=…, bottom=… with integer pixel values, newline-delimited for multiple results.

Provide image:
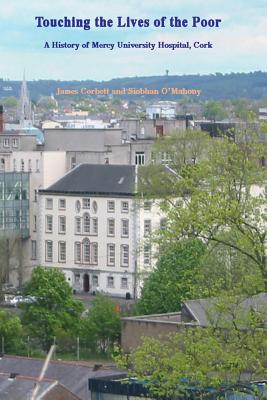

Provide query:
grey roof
left=183, top=293, right=267, bottom=327
left=0, top=373, right=53, bottom=400
left=40, top=164, right=136, bottom=196
left=0, top=356, right=123, bottom=400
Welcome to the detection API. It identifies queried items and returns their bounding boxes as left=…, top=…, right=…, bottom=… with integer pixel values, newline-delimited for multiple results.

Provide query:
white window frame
left=121, top=201, right=129, bottom=213
left=45, top=215, right=53, bottom=233
left=74, top=242, right=82, bottom=263
left=121, top=245, right=129, bottom=267
left=31, top=240, right=37, bottom=260
left=121, top=219, right=129, bottom=238
left=121, top=277, right=128, bottom=289
left=59, top=199, right=66, bottom=210
left=107, top=243, right=115, bottom=266
left=107, top=200, right=115, bottom=213
left=58, top=215, right=66, bottom=234
left=107, top=276, right=114, bottom=288
left=75, top=217, right=81, bottom=234
left=82, top=198, right=90, bottom=209
left=83, top=239, right=90, bottom=264
left=45, top=240, right=53, bottom=262
left=91, top=242, right=98, bottom=264
left=107, top=218, right=115, bottom=236
left=46, top=198, right=53, bottom=210
left=144, top=244, right=151, bottom=266
left=58, top=241, right=66, bottom=263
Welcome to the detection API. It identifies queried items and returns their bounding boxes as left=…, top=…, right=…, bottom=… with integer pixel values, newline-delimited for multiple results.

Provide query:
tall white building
left=38, top=164, right=138, bottom=297
left=37, top=164, right=164, bottom=298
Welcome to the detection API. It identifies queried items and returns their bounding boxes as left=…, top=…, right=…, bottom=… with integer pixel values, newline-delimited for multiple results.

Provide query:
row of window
left=13, top=159, right=40, bottom=173
left=1, top=138, right=19, bottom=148
left=45, top=198, right=129, bottom=213
left=74, top=241, right=98, bottom=264
left=45, top=214, right=130, bottom=237
left=74, top=274, right=128, bottom=289
left=44, top=240, right=130, bottom=267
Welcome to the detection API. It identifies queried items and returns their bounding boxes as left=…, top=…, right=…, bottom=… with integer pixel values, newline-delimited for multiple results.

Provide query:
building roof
left=183, top=293, right=267, bottom=327
left=0, top=373, right=78, bottom=400
left=40, top=164, right=136, bottom=196
left=0, top=356, right=123, bottom=400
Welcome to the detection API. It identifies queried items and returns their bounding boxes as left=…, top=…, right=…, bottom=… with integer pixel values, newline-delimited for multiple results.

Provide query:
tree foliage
left=22, top=267, right=84, bottom=351
left=139, top=129, right=267, bottom=291
left=137, top=239, right=206, bottom=315
left=80, top=294, right=121, bottom=353
left=0, top=310, right=24, bottom=353
left=117, top=295, right=267, bottom=398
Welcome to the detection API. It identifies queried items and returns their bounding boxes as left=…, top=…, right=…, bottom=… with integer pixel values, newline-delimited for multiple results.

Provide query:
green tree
left=81, top=294, right=121, bottom=353
left=137, top=239, right=206, bottom=315
left=0, top=310, right=24, bottom=353
left=203, top=100, right=227, bottom=121
left=116, top=296, right=267, bottom=398
left=22, top=267, right=84, bottom=351
left=139, top=130, right=267, bottom=291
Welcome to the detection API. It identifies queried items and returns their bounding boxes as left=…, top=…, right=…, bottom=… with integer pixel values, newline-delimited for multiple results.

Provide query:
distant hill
left=1, top=71, right=267, bottom=101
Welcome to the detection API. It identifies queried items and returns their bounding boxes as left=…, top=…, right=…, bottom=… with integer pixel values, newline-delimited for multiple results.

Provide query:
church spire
left=18, top=71, right=33, bottom=128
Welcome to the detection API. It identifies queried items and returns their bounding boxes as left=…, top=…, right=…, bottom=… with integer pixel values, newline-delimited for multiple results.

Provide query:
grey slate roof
left=0, top=374, right=53, bottom=400
left=183, top=293, right=267, bottom=327
left=0, top=356, right=123, bottom=400
left=40, top=164, right=136, bottom=196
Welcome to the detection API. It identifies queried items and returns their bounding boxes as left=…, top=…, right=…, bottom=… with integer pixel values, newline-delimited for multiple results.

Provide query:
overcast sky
left=0, top=0, right=266, bottom=80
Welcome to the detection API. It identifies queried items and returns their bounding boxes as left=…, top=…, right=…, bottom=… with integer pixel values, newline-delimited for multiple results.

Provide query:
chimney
left=0, top=105, right=4, bottom=133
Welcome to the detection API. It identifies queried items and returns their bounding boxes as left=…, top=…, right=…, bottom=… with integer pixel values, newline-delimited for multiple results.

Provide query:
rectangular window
left=59, top=199, right=66, bottom=209
left=45, top=241, right=53, bottom=262
left=107, top=200, right=115, bottom=213
left=121, top=201, right=129, bottom=213
left=31, top=240, right=37, bottom=260
left=91, top=243, right=98, bottom=264
left=144, top=201, right=152, bottom=211
left=74, top=242, right=81, bottom=263
left=92, top=275, right=99, bottom=287
left=3, top=139, right=10, bottom=148
left=58, top=241, right=66, bottom=263
left=107, top=244, right=115, bottom=266
left=83, top=240, right=90, bottom=264
left=83, top=198, right=90, bottom=209
left=121, top=277, right=128, bottom=289
left=12, top=138, right=18, bottom=148
left=107, top=276, right=114, bottom=288
left=34, top=189, right=38, bottom=202
left=144, top=244, right=151, bottom=266
left=121, top=219, right=129, bottom=238
left=92, top=218, right=98, bottom=235
left=46, top=198, right=53, bottom=210
left=33, top=215, right=37, bottom=232
left=75, top=217, right=81, bottom=234
left=135, top=151, right=145, bottom=165
left=75, top=273, right=80, bottom=284
left=36, top=159, right=40, bottom=172
left=45, top=215, right=53, bottom=233
left=83, top=214, right=90, bottom=233
left=121, top=245, right=129, bottom=267
left=58, top=216, right=66, bottom=234
left=28, top=159, right=32, bottom=171
left=144, top=219, right=151, bottom=236
left=107, top=218, right=115, bottom=236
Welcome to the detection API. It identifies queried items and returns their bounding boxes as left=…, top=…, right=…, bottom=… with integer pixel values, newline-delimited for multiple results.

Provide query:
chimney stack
left=0, top=105, right=4, bottom=133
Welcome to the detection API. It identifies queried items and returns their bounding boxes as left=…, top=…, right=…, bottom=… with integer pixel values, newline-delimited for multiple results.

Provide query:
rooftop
left=39, top=164, right=136, bottom=197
